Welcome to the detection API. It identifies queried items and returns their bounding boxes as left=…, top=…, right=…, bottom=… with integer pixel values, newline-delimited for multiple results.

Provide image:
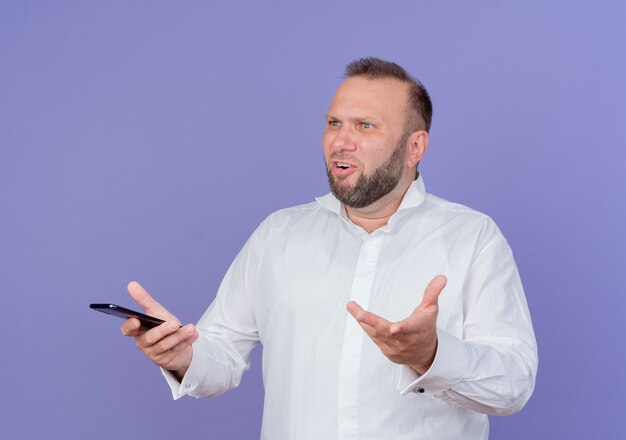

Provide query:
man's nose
left=330, top=126, right=357, bottom=152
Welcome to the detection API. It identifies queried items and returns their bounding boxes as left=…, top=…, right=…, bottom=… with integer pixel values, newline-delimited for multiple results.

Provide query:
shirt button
left=185, top=383, right=191, bottom=388
left=414, top=387, right=425, bottom=393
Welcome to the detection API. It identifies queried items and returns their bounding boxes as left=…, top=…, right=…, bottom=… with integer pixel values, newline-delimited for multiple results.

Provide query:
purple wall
left=2, top=1, right=624, bottom=438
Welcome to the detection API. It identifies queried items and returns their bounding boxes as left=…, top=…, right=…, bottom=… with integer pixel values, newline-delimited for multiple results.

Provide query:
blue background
left=1, top=1, right=624, bottom=438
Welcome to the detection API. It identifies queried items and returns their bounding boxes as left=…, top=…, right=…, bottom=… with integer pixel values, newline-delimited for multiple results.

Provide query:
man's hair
left=344, top=57, right=433, bottom=133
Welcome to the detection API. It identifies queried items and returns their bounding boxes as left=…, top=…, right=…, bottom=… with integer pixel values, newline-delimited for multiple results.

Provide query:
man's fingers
left=137, top=320, right=184, bottom=348
left=127, top=281, right=175, bottom=321
left=389, top=321, right=408, bottom=335
left=392, top=275, right=447, bottom=334
left=144, top=323, right=197, bottom=354
left=346, top=301, right=390, bottom=332
left=121, top=317, right=142, bottom=336
left=419, top=275, right=447, bottom=310
left=166, top=331, right=199, bottom=355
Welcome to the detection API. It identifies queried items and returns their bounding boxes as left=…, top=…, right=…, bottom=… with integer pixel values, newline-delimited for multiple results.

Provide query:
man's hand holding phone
left=120, top=281, right=199, bottom=381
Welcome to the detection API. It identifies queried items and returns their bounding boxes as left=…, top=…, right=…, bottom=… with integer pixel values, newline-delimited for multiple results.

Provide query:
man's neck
left=345, top=173, right=416, bottom=234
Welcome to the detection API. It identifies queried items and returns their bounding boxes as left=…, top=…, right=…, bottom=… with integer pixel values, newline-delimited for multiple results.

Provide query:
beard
left=326, top=133, right=408, bottom=209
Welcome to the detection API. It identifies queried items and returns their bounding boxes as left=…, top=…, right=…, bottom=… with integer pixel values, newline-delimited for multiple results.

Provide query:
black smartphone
left=90, top=303, right=166, bottom=329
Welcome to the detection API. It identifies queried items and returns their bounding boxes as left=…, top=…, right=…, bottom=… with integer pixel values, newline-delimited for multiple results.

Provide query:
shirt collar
left=315, top=174, right=427, bottom=215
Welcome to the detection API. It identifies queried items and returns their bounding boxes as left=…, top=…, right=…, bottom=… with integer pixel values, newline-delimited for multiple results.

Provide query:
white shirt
left=163, top=176, right=538, bottom=439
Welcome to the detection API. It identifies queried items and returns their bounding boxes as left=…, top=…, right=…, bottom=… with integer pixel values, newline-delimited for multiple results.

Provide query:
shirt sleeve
left=161, top=224, right=262, bottom=399
left=397, top=218, right=538, bottom=416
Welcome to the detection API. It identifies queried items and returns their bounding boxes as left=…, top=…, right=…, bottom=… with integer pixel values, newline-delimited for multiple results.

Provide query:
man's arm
left=161, top=226, right=262, bottom=399
left=120, top=218, right=263, bottom=399
left=348, top=220, right=538, bottom=415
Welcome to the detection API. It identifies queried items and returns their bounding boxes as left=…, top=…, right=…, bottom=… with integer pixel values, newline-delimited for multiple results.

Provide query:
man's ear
left=406, top=130, right=429, bottom=168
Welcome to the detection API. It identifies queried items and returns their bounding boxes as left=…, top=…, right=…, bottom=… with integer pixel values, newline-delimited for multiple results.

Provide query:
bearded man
left=122, top=57, right=538, bottom=439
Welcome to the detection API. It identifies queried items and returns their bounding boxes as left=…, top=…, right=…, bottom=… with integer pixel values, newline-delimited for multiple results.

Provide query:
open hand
left=347, top=275, right=447, bottom=374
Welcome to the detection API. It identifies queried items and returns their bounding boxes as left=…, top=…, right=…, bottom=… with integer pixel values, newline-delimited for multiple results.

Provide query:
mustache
left=328, top=153, right=361, bottom=164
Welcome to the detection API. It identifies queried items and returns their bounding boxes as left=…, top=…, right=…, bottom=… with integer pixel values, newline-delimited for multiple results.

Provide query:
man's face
left=323, top=77, right=412, bottom=208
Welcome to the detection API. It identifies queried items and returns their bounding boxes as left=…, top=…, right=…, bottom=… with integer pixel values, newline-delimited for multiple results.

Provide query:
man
left=122, top=57, right=538, bottom=439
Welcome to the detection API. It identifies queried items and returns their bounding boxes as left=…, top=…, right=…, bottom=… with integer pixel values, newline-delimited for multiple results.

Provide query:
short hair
left=344, top=57, right=433, bottom=133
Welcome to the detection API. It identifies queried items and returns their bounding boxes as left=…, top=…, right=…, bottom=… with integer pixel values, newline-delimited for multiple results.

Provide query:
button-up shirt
left=163, top=175, right=538, bottom=439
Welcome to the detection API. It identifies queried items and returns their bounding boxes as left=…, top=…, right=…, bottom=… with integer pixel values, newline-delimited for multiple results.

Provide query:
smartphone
left=90, top=303, right=166, bottom=329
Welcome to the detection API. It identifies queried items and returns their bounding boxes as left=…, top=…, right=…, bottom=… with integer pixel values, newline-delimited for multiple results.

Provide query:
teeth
left=337, top=163, right=351, bottom=169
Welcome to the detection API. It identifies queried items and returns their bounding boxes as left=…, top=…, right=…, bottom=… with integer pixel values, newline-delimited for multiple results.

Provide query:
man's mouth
left=332, top=161, right=358, bottom=176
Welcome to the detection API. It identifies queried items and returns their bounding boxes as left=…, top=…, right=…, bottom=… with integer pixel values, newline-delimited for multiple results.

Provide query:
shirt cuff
left=397, top=328, right=470, bottom=396
left=160, top=343, right=205, bottom=400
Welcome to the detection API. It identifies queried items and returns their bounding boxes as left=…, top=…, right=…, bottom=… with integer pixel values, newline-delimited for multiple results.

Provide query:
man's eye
left=328, top=120, right=341, bottom=127
left=361, top=123, right=374, bottom=129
